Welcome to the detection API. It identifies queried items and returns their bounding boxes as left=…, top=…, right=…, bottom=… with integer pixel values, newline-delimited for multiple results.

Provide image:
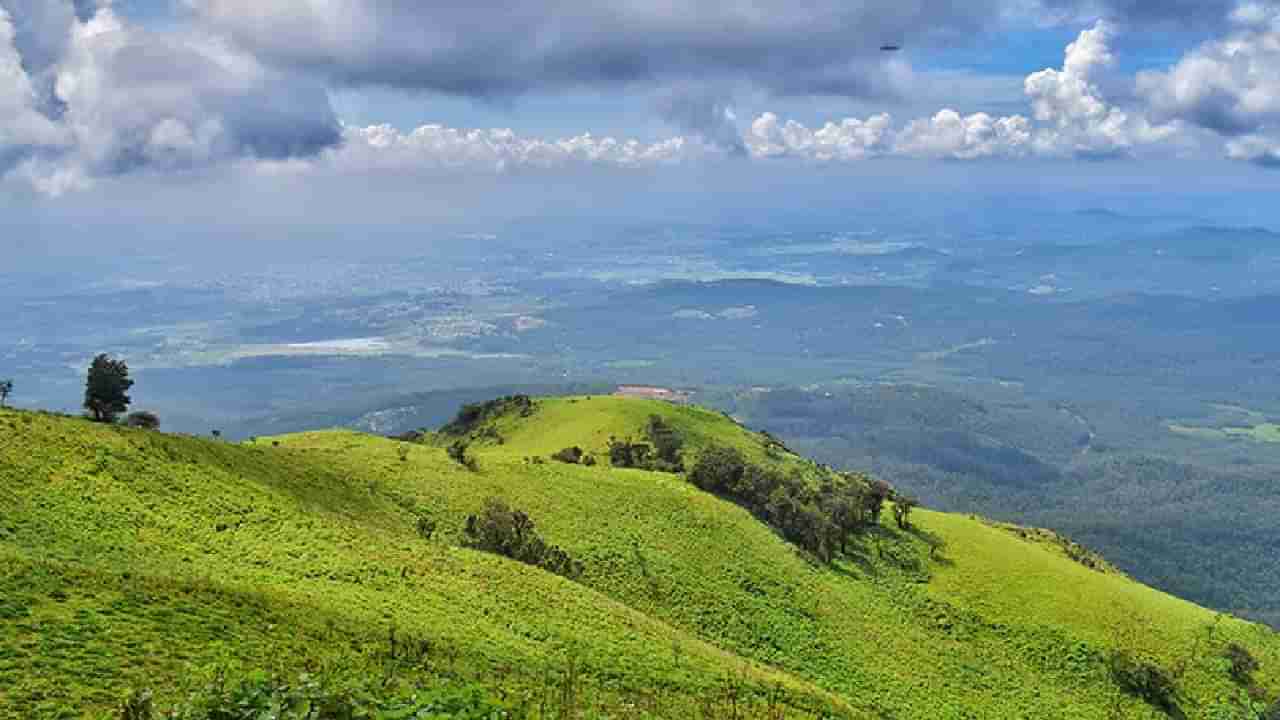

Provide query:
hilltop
left=2, top=396, right=1279, bottom=718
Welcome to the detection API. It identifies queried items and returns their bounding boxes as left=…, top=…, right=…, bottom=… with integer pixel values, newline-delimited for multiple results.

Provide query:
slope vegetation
left=2, top=397, right=1278, bottom=719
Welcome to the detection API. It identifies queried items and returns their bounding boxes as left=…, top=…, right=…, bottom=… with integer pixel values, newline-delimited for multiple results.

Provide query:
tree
left=84, top=354, right=133, bottom=423
left=864, top=479, right=894, bottom=524
left=893, top=495, right=919, bottom=529
left=688, top=444, right=746, bottom=494
left=124, top=411, right=160, bottom=430
left=0, top=379, right=11, bottom=407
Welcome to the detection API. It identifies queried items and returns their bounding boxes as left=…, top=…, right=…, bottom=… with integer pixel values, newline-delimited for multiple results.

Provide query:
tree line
left=689, top=444, right=916, bottom=562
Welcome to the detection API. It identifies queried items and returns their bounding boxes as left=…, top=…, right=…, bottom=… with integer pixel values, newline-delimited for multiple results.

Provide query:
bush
left=646, top=415, right=684, bottom=471
left=603, top=418, right=685, bottom=472
left=124, top=411, right=161, bottom=430
left=607, top=436, right=652, bottom=469
left=552, top=446, right=585, bottom=464
left=464, top=497, right=583, bottom=579
left=1224, top=643, right=1260, bottom=685
left=447, top=440, right=477, bottom=471
left=1109, top=650, right=1179, bottom=713
left=415, top=515, right=437, bottom=540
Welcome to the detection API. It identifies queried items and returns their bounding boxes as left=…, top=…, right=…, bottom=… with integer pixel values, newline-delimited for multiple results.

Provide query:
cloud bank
left=2, top=0, right=1279, bottom=196
left=1138, top=2, right=1280, bottom=166
left=189, top=0, right=993, bottom=100
left=0, top=0, right=340, bottom=194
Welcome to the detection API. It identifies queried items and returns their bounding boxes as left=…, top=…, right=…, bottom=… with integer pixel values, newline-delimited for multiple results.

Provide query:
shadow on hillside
left=907, top=526, right=955, bottom=568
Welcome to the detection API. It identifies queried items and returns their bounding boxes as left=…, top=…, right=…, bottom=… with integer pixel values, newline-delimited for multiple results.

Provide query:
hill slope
left=2, top=398, right=1278, bottom=719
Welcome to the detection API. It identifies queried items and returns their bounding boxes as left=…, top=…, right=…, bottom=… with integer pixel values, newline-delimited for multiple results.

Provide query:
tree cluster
left=463, top=497, right=583, bottom=579
left=688, top=444, right=913, bottom=562
left=441, top=395, right=535, bottom=436
left=606, top=415, right=685, bottom=472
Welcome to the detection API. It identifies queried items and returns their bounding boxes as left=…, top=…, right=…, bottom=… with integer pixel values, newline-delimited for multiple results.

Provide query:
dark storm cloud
left=191, top=0, right=999, bottom=99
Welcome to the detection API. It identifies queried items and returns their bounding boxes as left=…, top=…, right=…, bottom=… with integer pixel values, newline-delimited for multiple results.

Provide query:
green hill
left=2, top=396, right=1278, bottom=719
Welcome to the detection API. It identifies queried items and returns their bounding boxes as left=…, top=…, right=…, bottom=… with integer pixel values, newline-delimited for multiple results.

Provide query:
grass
left=3, top=399, right=1279, bottom=718
left=1168, top=422, right=1280, bottom=443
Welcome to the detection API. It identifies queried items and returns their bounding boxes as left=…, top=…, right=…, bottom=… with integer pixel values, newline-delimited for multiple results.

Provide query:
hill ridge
left=2, top=399, right=1278, bottom=718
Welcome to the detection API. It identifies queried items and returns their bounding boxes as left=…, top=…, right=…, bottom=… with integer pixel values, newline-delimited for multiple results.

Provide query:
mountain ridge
left=2, top=397, right=1278, bottom=718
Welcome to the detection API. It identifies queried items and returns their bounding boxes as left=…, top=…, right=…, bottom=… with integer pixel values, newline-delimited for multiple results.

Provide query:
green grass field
left=3, top=397, right=1278, bottom=718
left=1168, top=422, right=1280, bottom=443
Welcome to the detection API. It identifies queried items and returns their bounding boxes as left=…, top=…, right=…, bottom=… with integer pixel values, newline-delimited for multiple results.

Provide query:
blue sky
left=0, top=0, right=1278, bottom=257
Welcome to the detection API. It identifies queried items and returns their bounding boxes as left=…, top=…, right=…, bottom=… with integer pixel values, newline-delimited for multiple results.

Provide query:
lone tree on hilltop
left=0, top=379, right=11, bottom=407
left=84, top=354, right=133, bottom=423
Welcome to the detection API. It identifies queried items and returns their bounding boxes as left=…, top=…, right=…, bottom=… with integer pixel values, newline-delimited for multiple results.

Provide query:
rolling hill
left=2, top=396, right=1278, bottom=719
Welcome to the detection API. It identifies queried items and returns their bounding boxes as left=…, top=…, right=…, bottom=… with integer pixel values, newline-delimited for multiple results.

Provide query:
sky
left=2, top=0, right=1279, bottom=262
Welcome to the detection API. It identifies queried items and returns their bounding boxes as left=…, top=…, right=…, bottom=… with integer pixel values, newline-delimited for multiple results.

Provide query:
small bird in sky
left=880, top=44, right=902, bottom=52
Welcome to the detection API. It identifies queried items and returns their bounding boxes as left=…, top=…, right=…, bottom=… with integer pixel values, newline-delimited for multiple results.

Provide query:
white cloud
left=745, top=111, right=894, bottom=161
left=895, top=110, right=1033, bottom=159
left=1023, top=20, right=1176, bottom=157
left=317, top=123, right=710, bottom=176
left=0, top=7, right=68, bottom=156
left=741, top=21, right=1180, bottom=163
left=1137, top=2, right=1280, bottom=165
left=3, top=1, right=340, bottom=195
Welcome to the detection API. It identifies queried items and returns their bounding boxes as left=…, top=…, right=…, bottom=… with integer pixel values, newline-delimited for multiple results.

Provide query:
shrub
left=447, top=440, right=477, bottom=471
left=607, top=436, right=652, bottom=468
left=604, top=418, right=686, bottom=472
left=119, top=689, right=153, bottom=720
left=124, top=411, right=161, bottom=430
left=464, top=497, right=583, bottom=579
left=1224, top=643, right=1260, bottom=685
left=646, top=414, right=684, bottom=471
left=1109, top=650, right=1179, bottom=713
left=552, top=446, right=585, bottom=464
left=415, top=515, right=437, bottom=540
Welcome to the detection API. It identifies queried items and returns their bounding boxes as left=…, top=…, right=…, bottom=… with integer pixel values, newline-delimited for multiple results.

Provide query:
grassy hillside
left=2, top=397, right=1278, bottom=719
